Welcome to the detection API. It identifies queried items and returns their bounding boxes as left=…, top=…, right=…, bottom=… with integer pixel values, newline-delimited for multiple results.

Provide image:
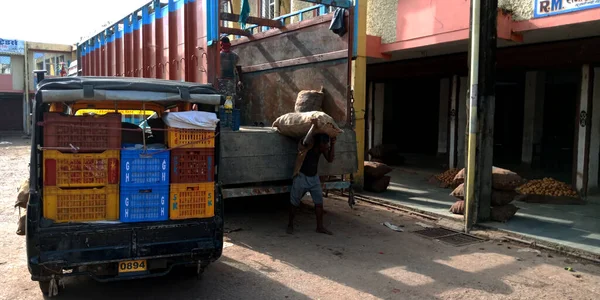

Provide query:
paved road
left=1, top=134, right=600, bottom=299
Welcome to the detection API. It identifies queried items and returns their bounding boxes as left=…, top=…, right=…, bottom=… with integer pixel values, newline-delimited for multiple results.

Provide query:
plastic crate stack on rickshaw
left=41, top=111, right=217, bottom=223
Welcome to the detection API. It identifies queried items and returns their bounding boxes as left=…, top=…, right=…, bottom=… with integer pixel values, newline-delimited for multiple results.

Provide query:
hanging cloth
left=239, top=0, right=251, bottom=29
left=329, top=8, right=347, bottom=37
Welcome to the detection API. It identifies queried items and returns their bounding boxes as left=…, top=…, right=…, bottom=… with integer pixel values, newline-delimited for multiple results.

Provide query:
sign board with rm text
left=534, top=0, right=600, bottom=18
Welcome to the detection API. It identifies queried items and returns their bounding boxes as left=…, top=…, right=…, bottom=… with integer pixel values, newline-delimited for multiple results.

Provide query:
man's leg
left=288, top=175, right=305, bottom=234
left=308, top=176, right=332, bottom=235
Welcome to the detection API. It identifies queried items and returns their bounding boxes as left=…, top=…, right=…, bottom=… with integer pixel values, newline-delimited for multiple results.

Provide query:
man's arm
left=235, top=66, right=243, bottom=85
left=324, top=137, right=336, bottom=163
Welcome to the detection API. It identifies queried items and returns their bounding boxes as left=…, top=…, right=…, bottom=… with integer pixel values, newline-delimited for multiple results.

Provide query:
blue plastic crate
left=231, top=109, right=240, bottom=131
left=121, top=149, right=170, bottom=187
left=120, top=185, right=169, bottom=222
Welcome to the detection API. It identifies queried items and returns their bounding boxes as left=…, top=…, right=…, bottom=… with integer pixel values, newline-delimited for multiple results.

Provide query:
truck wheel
left=38, top=281, right=51, bottom=296
left=183, top=261, right=208, bottom=280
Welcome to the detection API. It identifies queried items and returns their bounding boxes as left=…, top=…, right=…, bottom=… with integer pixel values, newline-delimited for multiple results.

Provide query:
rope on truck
left=36, top=120, right=219, bottom=156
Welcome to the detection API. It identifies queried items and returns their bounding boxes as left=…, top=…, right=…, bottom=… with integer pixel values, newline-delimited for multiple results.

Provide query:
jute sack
left=450, top=183, right=465, bottom=199
left=365, top=176, right=391, bottom=193
left=16, top=215, right=26, bottom=236
left=449, top=200, right=465, bottom=215
left=454, top=166, right=522, bottom=191
left=272, top=111, right=343, bottom=138
left=15, top=179, right=29, bottom=209
left=364, top=161, right=393, bottom=179
left=490, top=204, right=519, bottom=222
left=450, top=183, right=516, bottom=206
left=295, top=87, right=324, bottom=112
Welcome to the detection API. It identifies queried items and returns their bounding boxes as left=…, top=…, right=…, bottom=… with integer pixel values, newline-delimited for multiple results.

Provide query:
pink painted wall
left=0, top=74, right=13, bottom=92
left=396, top=0, right=470, bottom=42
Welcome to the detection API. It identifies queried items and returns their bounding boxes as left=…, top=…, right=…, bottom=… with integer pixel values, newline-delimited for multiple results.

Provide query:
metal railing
left=243, top=4, right=329, bottom=36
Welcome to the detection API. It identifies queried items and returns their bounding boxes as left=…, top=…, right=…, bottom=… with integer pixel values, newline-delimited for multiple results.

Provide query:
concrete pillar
left=588, top=67, right=600, bottom=194
left=449, top=76, right=458, bottom=168
left=438, top=78, right=450, bottom=155
left=522, top=71, right=546, bottom=165
left=575, top=65, right=592, bottom=194
left=457, top=76, right=468, bottom=168
left=352, top=0, right=368, bottom=188
left=374, top=83, right=384, bottom=147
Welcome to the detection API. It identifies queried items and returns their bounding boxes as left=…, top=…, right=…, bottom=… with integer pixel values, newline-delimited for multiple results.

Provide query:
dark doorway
left=382, top=77, right=441, bottom=155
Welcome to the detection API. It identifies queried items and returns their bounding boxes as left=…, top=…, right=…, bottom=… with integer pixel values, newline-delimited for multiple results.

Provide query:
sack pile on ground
left=448, top=166, right=521, bottom=221
left=429, top=168, right=460, bottom=189
left=295, top=87, right=324, bottom=113
left=516, top=178, right=583, bottom=204
left=454, top=166, right=524, bottom=191
left=364, top=161, right=393, bottom=193
left=272, top=111, right=343, bottom=138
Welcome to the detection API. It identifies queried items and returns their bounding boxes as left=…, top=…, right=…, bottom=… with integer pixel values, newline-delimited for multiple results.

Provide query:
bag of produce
left=449, top=200, right=465, bottom=215
left=16, top=215, right=26, bottom=236
left=454, top=166, right=522, bottom=191
left=295, top=87, right=324, bottom=113
left=15, top=179, right=29, bottom=209
left=450, top=183, right=465, bottom=199
left=365, top=176, right=391, bottom=193
left=451, top=183, right=516, bottom=205
left=364, top=161, right=393, bottom=179
left=272, top=111, right=343, bottom=138
left=490, top=204, right=519, bottom=222
left=491, top=190, right=517, bottom=206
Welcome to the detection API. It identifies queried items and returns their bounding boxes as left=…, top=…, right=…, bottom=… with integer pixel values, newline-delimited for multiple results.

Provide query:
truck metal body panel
left=219, top=127, right=357, bottom=185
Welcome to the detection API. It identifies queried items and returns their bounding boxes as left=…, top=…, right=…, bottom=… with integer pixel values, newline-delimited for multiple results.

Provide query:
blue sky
left=0, top=0, right=150, bottom=45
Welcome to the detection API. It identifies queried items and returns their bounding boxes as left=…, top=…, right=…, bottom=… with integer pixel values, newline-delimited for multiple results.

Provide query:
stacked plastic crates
left=42, top=113, right=122, bottom=223
left=119, top=147, right=170, bottom=222
left=168, top=127, right=216, bottom=220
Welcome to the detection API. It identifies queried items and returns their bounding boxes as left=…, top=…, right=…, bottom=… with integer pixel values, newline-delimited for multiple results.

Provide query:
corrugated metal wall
left=79, top=0, right=216, bottom=84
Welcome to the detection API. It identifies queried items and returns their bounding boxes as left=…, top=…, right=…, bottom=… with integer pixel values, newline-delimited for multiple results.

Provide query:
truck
left=26, top=0, right=357, bottom=294
left=75, top=0, right=357, bottom=202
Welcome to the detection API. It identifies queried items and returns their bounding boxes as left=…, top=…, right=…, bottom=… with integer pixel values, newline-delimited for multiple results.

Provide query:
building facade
left=0, top=38, right=74, bottom=133
left=363, top=0, right=600, bottom=196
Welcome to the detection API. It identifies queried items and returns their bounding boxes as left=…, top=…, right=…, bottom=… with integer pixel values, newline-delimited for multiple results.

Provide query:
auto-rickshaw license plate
left=118, top=260, right=147, bottom=273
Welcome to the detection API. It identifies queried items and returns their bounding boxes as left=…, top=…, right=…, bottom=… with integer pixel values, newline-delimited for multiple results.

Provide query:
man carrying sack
left=287, top=119, right=336, bottom=235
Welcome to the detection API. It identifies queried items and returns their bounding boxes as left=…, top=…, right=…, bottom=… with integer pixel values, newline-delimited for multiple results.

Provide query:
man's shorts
left=290, top=172, right=323, bottom=207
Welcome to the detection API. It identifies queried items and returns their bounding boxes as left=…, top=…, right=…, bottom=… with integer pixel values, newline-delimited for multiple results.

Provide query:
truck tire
left=38, top=281, right=51, bottom=296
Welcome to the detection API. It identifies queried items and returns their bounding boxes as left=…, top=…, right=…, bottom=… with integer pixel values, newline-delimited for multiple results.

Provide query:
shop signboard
left=534, top=0, right=600, bottom=18
left=0, top=38, right=25, bottom=55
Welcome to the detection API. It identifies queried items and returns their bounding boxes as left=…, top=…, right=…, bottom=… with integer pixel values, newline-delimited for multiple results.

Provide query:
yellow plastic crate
left=43, top=150, right=120, bottom=187
left=169, top=182, right=215, bottom=220
left=167, top=127, right=215, bottom=149
left=43, top=185, right=119, bottom=223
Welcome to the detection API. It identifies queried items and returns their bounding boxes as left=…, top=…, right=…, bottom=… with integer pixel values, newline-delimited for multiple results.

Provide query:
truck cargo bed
left=219, top=126, right=357, bottom=185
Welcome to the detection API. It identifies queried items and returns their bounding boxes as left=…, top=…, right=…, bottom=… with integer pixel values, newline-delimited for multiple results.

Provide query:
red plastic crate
left=43, top=112, right=122, bottom=151
left=170, top=148, right=214, bottom=183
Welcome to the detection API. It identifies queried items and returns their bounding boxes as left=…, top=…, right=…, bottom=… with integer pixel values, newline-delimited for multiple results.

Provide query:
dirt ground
left=2, top=134, right=600, bottom=300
